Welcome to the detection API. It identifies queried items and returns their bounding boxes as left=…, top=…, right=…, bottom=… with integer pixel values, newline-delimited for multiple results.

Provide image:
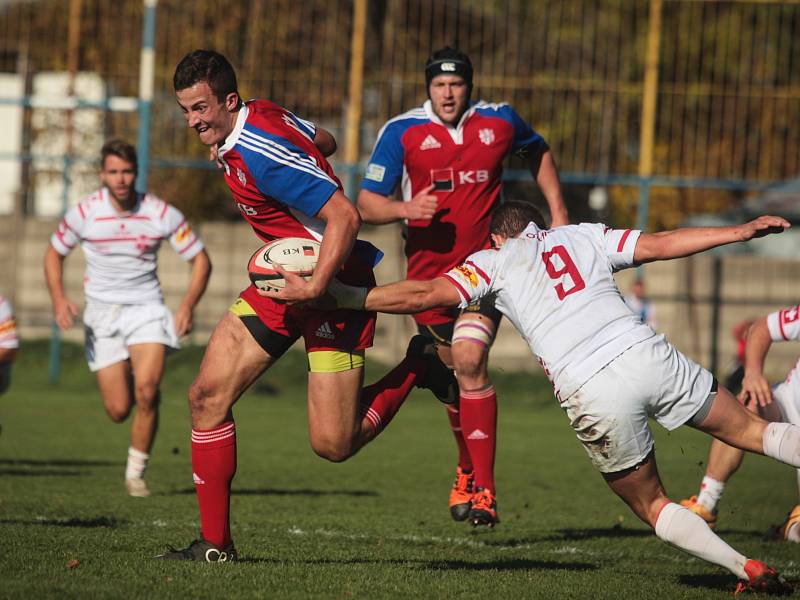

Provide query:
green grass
left=1, top=341, right=797, bottom=599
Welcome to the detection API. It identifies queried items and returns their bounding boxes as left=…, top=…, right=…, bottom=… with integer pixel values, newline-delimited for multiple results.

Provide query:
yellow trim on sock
left=307, top=350, right=365, bottom=373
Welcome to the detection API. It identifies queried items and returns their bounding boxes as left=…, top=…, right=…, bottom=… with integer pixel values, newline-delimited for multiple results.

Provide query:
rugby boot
left=770, top=504, right=800, bottom=542
left=468, top=487, right=499, bottom=528
left=679, top=495, right=717, bottom=529
left=733, top=560, right=792, bottom=595
left=125, top=477, right=150, bottom=498
left=155, top=537, right=237, bottom=562
left=406, top=335, right=458, bottom=404
left=449, top=466, right=474, bottom=521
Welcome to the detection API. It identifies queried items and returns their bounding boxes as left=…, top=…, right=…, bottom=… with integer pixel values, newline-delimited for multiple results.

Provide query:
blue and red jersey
left=361, top=99, right=547, bottom=325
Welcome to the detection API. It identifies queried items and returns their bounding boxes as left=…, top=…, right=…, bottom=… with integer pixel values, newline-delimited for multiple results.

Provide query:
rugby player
left=272, top=202, right=794, bottom=593
left=44, top=139, right=212, bottom=497
left=357, top=47, right=568, bottom=526
left=0, top=294, right=18, bottom=397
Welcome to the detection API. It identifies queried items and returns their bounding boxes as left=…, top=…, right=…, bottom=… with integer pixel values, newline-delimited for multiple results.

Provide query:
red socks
left=446, top=404, right=474, bottom=473
left=191, top=421, right=237, bottom=548
left=459, top=386, right=497, bottom=492
left=360, top=356, right=426, bottom=435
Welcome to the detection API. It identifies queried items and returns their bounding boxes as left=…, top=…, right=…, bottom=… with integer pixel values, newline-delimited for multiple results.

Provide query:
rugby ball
left=247, top=237, right=321, bottom=291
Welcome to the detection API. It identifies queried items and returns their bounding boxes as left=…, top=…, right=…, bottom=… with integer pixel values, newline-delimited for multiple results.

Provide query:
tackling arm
left=363, top=277, right=463, bottom=314
left=44, top=245, right=79, bottom=330
left=633, top=216, right=789, bottom=264
left=528, top=149, right=569, bottom=227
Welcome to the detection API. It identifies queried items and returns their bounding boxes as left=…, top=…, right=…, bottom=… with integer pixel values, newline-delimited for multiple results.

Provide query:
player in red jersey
left=357, top=47, right=569, bottom=526
left=159, top=50, right=455, bottom=561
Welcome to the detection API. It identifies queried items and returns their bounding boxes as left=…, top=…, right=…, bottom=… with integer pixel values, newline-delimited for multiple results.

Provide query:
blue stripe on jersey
left=474, top=103, right=547, bottom=155
left=361, top=114, right=428, bottom=196
left=285, top=111, right=316, bottom=141
left=237, top=124, right=337, bottom=217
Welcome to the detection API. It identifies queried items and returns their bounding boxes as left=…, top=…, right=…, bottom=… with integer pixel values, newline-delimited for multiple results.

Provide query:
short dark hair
left=425, top=46, right=473, bottom=88
left=101, top=139, right=137, bottom=172
left=173, top=49, right=238, bottom=102
left=489, top=201, right=546, bottom=238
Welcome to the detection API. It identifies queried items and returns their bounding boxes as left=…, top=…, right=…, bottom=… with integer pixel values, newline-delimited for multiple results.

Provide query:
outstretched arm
left=633, top=216, right=789, bottom=264
left=363, top=277, right=463, bottom=314
left=739, top=317, right=774, bottom=407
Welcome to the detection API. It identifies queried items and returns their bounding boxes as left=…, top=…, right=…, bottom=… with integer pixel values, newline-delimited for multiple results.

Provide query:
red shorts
left=238, top=255, right=377, bottom=353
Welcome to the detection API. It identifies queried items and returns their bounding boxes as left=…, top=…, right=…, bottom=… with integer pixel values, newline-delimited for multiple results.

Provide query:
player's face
left=429, top=75, right=469, bottom=126
left=175, top=82, right=239, bottom=147
left=100, top=155, right=136, bottom=205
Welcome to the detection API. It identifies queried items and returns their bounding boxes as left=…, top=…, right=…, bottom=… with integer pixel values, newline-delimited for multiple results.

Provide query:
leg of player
left=451, top=311, right=499, bottom=527
left=157, top=312, right=279, bottom=562
left=124, top=343, right=166, bottom=497
left=604, top=451, right=790, bottom=594
left=96, top=360, right=134, bottom=424
left=681, top=398, right=780, bottom=527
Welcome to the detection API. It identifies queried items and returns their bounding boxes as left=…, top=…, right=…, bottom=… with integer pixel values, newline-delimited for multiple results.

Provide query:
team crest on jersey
left=453, top=265, right=479, bottom=288
left=175, top=223, right=193, bottom=243
left=237, top=168, right=247, bottom=186
left=478, top=128, right=495, bottom=146
left=420, top=134, right=442, bottom=151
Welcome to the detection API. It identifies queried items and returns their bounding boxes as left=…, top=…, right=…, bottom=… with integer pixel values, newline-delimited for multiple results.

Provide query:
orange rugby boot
left=449, top=466, right=474, bottom=521
left=679, top=495, right=717, bottom=529
left=733, top=559, right=792, bottom=595
left=468, top=487, right=499, bottom=528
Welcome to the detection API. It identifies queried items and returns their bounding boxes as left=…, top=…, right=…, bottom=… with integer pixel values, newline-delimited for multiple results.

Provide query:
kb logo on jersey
left=458, top=170, right=489, bottom=184
left=237, top=168, right=247, bottom=187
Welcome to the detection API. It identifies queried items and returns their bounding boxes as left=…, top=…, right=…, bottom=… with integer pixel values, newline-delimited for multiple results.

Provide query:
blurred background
left=0, top=0, right=799, bottom=379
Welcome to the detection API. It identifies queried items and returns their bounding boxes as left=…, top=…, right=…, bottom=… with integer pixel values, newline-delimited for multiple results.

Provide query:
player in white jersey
left=44, top=139, right=212, bottom=497
left=681, top=304, right=800, bottom=540
left=269, top=201, right=795, bottom=593
left=0, top=294, right=19, bottom=398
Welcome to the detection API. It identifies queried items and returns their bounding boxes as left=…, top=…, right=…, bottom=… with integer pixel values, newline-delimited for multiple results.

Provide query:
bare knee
left=452, top=341, right=489, bottom=386
left=134, top=380, right=160, bottom=410
left=105, top=404, right=131, bottom=423
left=188, top=377, right=230, bottom=424
left=310, top=437, right=355, bottom=463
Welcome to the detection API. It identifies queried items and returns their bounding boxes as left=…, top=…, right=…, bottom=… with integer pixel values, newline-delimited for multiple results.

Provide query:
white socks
left=125, top=446, right=150, bottom=480
left=696, top=476, right=725, bottom=512
left=655, top=502, right=747, bottom=579
left=762, top=422, right=800, bottom=467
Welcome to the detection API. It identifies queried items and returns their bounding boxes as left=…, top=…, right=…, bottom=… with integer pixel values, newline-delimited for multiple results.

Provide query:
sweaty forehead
left=176, top=82, right=217, bottom=106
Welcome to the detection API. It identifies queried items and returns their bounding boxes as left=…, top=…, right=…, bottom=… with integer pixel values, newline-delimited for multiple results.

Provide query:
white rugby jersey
left=0, top=295, right=18, bottom=349
left=443, top=222, right=654, bottom=401
left=767, top=305, right=800, bottom=393
left=50, top=188, right=204, bottom=304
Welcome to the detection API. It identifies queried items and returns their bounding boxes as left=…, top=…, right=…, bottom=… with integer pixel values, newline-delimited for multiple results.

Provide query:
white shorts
left=561, top=334, right=714, bottom=473
left=773, top=379, right=800, bottom=426
left=84, top=302, right=179, bottom=372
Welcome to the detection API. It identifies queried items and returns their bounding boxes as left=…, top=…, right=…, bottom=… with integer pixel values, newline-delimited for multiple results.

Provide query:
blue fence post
left=136, top=0, right=157, bottom=193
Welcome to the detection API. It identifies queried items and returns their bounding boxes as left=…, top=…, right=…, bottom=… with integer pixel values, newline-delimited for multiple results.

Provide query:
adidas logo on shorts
left=315, top=321, right=335, bottom=340
left=420, top=134, right=441, bottom=151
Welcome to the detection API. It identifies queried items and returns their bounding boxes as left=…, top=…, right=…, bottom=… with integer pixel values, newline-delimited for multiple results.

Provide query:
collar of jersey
left=102, top=186, right=143, bottom=216
left=423, top=99, right=480, bottom=144
left=217, top=103, right=250, bottom=163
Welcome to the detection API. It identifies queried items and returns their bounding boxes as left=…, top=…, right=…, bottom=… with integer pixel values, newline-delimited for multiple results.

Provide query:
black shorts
left=416, top=294, right=502, bottom=346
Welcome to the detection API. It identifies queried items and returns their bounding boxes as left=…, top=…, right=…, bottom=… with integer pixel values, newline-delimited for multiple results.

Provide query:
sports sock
left=762, top=422, right=800, bottom=467
left=459, top=385, right=497, bottom=492
left=655, top=502, right=747, bottom=579
left=446, top=404, right=473, bottom=472
left=191, top=421, right=237, bottom=549
left=125, top=446, right=149, bottom=480
left=696, top=475, right=725, bottom=512
left=787, top=522, right=800, bottom=543
left=360, top=356, right=426, bottom=435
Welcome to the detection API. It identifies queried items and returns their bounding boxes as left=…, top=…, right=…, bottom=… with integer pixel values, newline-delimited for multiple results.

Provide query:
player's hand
left=737, top=215, right=790, bottom=241
left=257, top=264, right=324, bottom=306
left=174, top=305, right=194, bottom=336
left=403, top=184, right=438, bottom=220
left=53, top=297, right=79, bottom=330
left=738, top=371, right=773, bottom=407
left=210, top=145, right=223, bottom=169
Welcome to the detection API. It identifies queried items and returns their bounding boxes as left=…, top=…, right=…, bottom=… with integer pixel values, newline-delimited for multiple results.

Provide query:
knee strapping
left=763, top=422, right=800, bottom=468
left=452, top=319, right=495, bottom=349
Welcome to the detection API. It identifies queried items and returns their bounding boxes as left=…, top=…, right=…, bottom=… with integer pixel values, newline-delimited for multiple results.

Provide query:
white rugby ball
left=247, top=237, right=321, bottom=291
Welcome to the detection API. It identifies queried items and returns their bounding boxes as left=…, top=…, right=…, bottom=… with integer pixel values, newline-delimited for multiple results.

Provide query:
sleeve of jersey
left=601, top=225, right=642, bottom=271
left=442, top=249, right=497, bottom=308
left=285, top=111, right=316, bottom=141
left=360, top=122, right=405, bottom=196
left=164, top=205, right=204, bottom=261
left=767, top=306, right=800, bottom=342
left=0, top=300, right=18, bottom=350
left=502, top=106, right=548, bottom=157
left=239, top=133, right=338, bottom=217
left=50, top=204, right=84, bottom=255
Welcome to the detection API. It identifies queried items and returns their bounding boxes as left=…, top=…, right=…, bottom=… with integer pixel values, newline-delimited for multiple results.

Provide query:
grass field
left=1, top=340, right=798, bottom=599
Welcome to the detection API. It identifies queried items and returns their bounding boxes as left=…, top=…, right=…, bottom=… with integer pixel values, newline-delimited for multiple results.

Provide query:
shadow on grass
left=0, top=458, right=123, bottom=467
left=235, top=557, right=596, bottom=571
left=482, top=527, right=652, bottom=547
left=170, top=487, right=379, bottom=498
left=0, top=516, right=126, bottom=528
left=0, top=468, right=87, bottom=477
left=677, top=573, right=738, bottom=592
